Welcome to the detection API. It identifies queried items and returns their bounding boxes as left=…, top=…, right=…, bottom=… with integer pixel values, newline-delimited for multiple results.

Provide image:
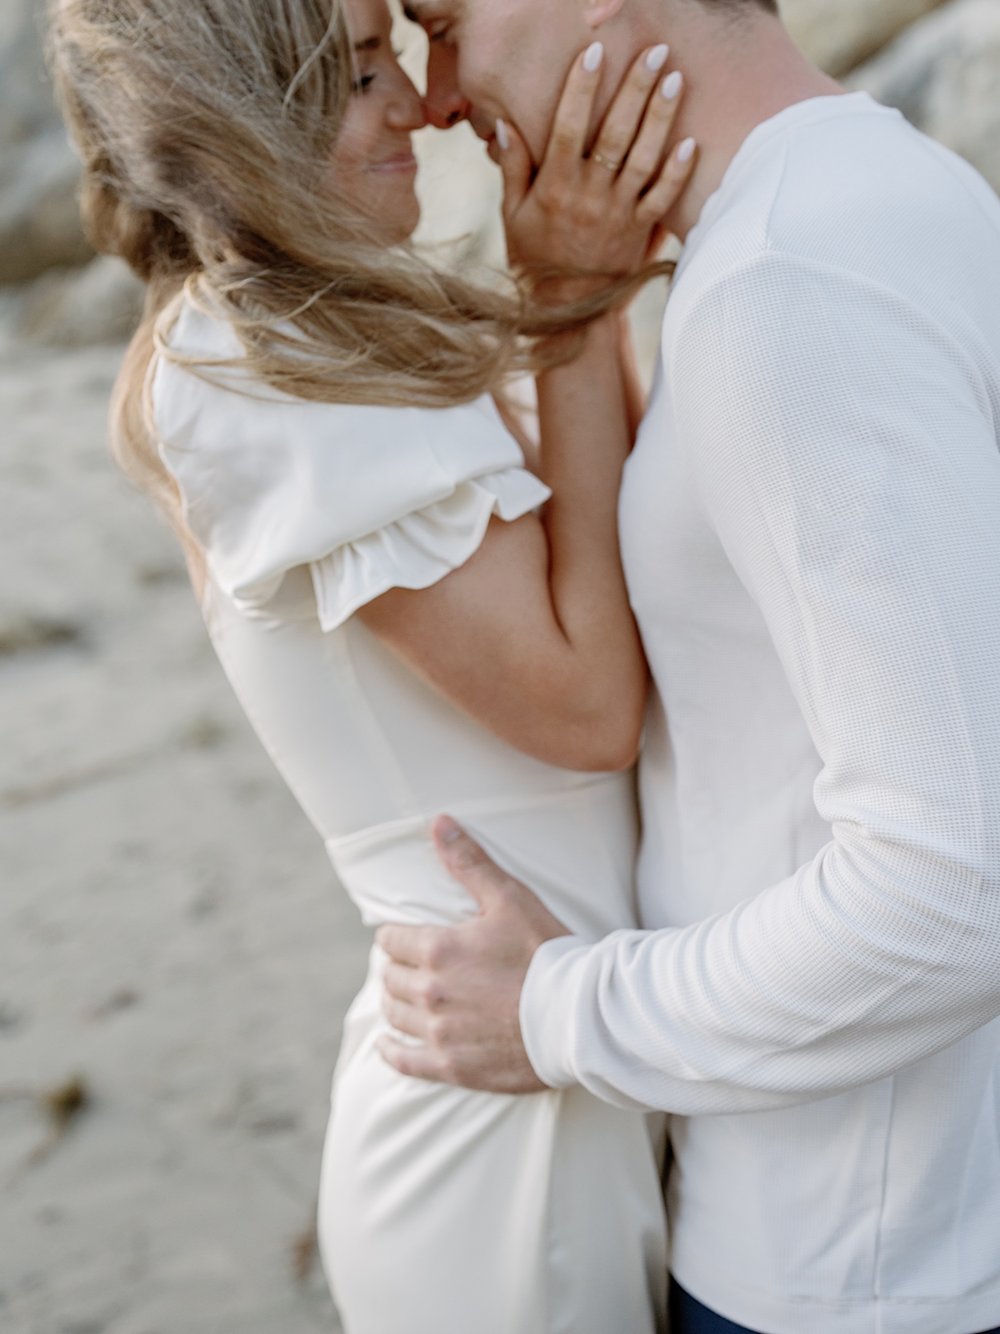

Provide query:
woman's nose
left=388, top=77, right=431, bottom=133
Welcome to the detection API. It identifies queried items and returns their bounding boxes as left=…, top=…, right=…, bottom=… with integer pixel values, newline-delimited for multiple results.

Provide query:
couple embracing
left=50, top=0, right=1000, bottom=1330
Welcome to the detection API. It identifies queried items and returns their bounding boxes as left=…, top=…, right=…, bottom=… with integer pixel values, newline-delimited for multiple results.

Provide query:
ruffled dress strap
left=149, top=297, right=551, bottom=630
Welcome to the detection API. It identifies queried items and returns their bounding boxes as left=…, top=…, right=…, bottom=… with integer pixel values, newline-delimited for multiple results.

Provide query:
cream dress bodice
left=151, top=293, right=641, bottom=939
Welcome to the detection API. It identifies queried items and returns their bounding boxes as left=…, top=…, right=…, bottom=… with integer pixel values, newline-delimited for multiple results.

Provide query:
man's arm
left=379, top=252, right=1000, bottom=1111
left=517, top=252, right=1000, bottom=1111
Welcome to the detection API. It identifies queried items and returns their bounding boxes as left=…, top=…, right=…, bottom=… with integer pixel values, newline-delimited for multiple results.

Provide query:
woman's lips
left=368, top=153, right=418, bottom=174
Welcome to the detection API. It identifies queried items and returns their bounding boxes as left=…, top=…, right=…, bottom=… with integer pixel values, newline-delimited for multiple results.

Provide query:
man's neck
left=635, top=8, right=844, bottom=241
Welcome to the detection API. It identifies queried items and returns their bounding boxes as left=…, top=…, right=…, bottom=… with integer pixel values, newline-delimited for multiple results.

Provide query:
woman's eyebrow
left=353, top=35, right=381, bottom=52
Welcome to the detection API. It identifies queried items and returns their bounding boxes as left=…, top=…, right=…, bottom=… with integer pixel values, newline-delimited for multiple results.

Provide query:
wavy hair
left=47, top=0, right=671, bottom=579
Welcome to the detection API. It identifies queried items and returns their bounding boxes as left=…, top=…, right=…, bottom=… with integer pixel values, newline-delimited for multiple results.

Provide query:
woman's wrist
left=536, top=309, right=621, bottom=373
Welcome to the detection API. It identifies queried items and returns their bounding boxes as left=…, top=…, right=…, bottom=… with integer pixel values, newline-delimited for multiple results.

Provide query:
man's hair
left=702, top=0, right=779, bottom=15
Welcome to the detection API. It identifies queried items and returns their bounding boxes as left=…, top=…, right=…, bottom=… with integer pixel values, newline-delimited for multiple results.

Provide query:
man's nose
left=424, top=47, right=470, bottom=129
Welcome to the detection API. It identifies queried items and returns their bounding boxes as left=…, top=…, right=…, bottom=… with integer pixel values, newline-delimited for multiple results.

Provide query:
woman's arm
left=359, top=43, right=693, bottom=771
left=361, top=311, right=644, bottom=772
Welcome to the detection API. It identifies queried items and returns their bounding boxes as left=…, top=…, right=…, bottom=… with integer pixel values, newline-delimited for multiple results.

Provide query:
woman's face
left=329, top=0, right=428, bottom=242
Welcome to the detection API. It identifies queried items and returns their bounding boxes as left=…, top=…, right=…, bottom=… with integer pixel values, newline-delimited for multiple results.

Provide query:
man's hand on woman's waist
left=376, top=816, right=571, bottom=1094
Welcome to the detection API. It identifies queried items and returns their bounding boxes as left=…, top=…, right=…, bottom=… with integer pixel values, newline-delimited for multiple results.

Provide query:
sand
left=0, top=336, right=374, bottom=1333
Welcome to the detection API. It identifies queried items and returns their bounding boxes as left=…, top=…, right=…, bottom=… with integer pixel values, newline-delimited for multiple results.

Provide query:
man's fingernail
left=495, top=117, right=510, bottom=151
left=646, top=43, right=669, bottom=72
left=583, top=41, right=604, bottom=72
left=437, top=816, right=463, bottom=844
left=661, top=70, right=683, bottom=100
left=677, top=136, right=697, bottom=163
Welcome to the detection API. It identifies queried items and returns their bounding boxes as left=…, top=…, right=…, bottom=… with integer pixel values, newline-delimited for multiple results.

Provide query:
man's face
left=403, top=0, right=595, bottom=162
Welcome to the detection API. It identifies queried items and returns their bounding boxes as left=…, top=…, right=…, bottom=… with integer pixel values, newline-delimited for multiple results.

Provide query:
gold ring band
left=591, top=150, right=621, bottom=172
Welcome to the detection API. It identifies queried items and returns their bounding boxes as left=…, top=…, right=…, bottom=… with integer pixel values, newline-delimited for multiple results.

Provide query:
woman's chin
left=380, top=194, right=422, bottom=245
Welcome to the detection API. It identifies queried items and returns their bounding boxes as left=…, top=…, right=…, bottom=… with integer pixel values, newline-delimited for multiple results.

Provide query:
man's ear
left=583, top=0, right=628, bottom=29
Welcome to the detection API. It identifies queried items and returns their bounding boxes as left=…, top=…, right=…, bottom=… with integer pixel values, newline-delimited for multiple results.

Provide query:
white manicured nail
left=495, top=117, right=510, bottom=151
left=645, top=43, right=669, bottom=72
left=661, top=70, right=683, bottom=100
left=677, top=136, right=696, bottom=162
left=583, top=41, right=604, bottom=72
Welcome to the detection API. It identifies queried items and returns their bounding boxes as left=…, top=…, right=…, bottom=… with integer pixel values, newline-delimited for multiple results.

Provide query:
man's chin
left=468, top=114, right=496, bottom=145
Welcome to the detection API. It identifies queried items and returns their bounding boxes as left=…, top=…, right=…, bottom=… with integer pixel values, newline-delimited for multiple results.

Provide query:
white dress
left=149, top=294, right=668, bottom=1334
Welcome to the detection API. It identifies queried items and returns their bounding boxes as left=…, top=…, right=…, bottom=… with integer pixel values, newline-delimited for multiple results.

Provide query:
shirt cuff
left=519, top=933, right=593, bottom=1089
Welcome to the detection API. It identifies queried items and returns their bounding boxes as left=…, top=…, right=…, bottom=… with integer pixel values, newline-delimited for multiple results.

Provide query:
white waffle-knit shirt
left=519, top=92, right=1000, bottom=1334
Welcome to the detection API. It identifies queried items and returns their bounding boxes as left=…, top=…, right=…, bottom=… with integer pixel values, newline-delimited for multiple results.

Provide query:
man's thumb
left=431, top=815, right=507, bottom=909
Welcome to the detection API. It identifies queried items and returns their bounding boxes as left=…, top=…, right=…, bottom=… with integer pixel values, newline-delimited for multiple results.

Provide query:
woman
left=49, top=0, right=695, bottom=1328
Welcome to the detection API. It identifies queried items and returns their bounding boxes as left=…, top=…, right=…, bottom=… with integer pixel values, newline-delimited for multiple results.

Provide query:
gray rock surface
left=12, top=256, right=145, bottom=349
left=848, top=0, right=1000, bottom=193
left=781, top=0, right=951, bottom=76
left=0, top=0, right=61, bottom=148
left=0, top=0, right=92, bottom=282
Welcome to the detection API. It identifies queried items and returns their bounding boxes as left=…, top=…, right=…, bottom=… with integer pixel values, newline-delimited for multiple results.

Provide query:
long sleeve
left=519, top=252, right=1000, bottom=1114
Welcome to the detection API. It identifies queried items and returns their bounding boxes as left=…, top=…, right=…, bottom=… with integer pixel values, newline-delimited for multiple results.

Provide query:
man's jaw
left=468, top=109, right=498, bottom=147
left=471, top=114, right=512, bottom=166
left=453, top=105, right=527, bottom=167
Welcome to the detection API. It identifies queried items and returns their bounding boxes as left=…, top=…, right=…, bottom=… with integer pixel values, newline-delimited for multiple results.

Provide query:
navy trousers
left=669, top=1279, right=1000, bottom=1334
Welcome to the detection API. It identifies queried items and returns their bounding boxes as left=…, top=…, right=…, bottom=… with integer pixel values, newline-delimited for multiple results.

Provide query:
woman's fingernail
left=677, top=136, right=697, bottom=162
left=495, top=117, right=510, bottom=151
left=645, top=43, right=669, bottom=72
left=661, top=70, right=683, bottom=100
left=583, top=41, right=604, bottom=72
left=646, top=43, right=669, bottom=72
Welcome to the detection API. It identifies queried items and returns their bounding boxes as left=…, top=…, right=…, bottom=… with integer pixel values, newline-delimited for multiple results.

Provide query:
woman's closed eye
left=350, top=43, right=410, bottom=94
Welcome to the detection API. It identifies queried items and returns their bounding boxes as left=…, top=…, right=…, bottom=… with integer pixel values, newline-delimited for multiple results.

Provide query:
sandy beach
left=1, top=334, right=372, bottom=1332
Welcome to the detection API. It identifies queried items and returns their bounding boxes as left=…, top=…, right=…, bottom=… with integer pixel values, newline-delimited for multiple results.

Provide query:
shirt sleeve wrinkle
left=520, top=251, right=1000, bottom=1112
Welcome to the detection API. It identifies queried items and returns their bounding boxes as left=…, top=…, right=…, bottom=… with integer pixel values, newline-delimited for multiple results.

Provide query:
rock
left=11, top=256, right=145, bottom=349
left=781, top=0, right=950, bottom=77
left=847, top=0, right=1000, bottom=195
left=0, top=0, right=91, bottom=281
left=0, top=0, right=62, bottom=149
left=0, top=134, right=91, bottom=284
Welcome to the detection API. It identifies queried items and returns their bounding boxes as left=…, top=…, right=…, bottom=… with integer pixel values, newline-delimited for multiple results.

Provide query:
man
left=379, top=1, right=1000, bottom=1330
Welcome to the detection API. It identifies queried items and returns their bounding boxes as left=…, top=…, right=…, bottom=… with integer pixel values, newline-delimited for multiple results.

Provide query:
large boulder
left=0, top=0, right=61, bottom=149
left=0, top=134, right=92, bottom=284
left=847, top=0, right=1000, bottom=195
left=11, top=255, right=145, bottom=349
left=0, top=0, right=91, bottom=282
left=781, top=0, right=950, bottom=77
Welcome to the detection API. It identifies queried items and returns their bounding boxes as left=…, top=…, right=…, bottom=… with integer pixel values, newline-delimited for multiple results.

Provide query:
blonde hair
left=48, top=0, right=671, bottom=574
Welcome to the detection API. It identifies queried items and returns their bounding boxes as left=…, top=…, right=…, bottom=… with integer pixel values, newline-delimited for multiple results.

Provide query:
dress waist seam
left=325, top=773, right=629, bottom=857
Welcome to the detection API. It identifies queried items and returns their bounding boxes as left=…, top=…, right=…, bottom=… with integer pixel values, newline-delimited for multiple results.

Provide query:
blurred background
left=2, top=1, right=998, bottom=1331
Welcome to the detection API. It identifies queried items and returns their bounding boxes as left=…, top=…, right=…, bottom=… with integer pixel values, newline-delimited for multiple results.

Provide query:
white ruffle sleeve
left=149, top=301, right=551, bottom=631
